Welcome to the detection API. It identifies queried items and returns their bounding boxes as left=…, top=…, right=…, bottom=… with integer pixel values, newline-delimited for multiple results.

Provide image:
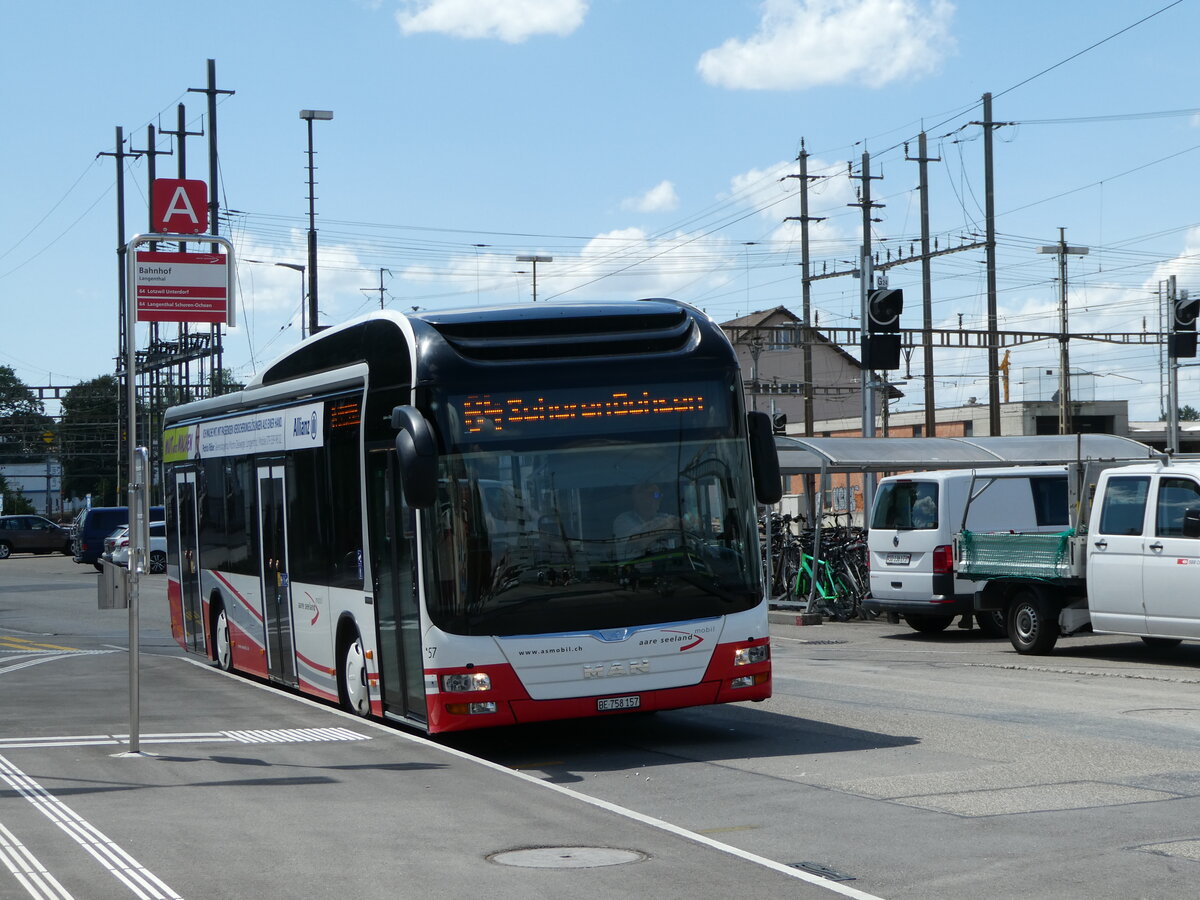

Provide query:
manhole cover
left=489, top=847, right=647, bottom=868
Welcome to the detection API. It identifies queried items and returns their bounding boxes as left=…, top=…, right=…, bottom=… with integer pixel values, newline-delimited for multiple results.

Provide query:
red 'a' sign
left=152, top=179, right=209, bottom=234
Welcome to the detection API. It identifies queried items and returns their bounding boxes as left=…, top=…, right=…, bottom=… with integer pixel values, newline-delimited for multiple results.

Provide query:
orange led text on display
left=461, top=392, right=706, bottom=434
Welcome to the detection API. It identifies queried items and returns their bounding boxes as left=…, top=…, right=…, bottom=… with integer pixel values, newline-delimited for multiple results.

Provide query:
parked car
left=72, top=506, right=165, bottom=571
left=101, top=526, right=128, bottom=566
left=109, top=522, right=167, bottom=574
left=0, top=515, right=72, bottom=558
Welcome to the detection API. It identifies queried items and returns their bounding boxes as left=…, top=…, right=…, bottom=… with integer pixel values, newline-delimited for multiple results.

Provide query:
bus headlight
left=441, top=672, right=492, bottom=692
left=733, top=645, right=769, bottom=666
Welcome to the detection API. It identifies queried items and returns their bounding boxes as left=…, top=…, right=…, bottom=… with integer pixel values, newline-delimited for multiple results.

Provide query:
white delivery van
left=862, top=466, right=1068, bottom=635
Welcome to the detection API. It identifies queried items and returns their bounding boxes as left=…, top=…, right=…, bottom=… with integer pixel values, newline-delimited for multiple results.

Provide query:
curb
left=768, top=610, right=824, bottom=626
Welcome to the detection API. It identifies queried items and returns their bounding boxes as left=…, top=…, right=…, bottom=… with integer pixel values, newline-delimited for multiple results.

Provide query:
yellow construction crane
left=997, top=349, right=1011, bottom=403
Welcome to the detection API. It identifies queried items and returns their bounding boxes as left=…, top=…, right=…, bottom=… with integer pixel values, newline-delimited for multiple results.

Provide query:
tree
left=1180, top=405, right=1200, bottom=422
left=0, top=473, right=34, bottom=515
left=211, top=367, right=244, bottom=396
left=60, top=376, right=121, bottom=506
left=0, top=366, right=54, bottom=462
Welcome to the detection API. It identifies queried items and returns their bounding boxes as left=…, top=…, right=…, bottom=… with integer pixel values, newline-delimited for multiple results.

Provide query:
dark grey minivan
left=0, top=515, right=72, bottom=558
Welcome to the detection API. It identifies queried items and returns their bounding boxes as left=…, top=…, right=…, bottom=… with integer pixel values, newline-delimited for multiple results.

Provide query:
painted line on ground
left=0, top=650, right=119, bottom=677
left=0, top=728, right=371, bottom=750
left=0, top=755, right=181, bottom=900
left=0, top=638, right=81, bottom=652
left=0, top=821, right=75, bottom=900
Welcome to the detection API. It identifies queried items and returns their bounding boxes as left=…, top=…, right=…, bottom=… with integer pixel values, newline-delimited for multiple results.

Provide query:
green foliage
left=0, top=366, right=54, bottom=461
left=211, top=367, right=244, bottom=396
left=60, top=376, right=120, bottom=506
left=0, top=473, right=35, bottom=515
left=1179, top=405, right=1200, bottom=422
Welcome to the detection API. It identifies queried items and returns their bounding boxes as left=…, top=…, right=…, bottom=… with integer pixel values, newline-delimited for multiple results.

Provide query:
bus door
left=367, top=450, right=425, bottom=723
left=256, top=462, right=297, bottom=686
left=174, top=470, right=204, bottom=652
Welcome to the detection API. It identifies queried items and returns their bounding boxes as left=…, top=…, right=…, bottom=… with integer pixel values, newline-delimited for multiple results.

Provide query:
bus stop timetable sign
left=133, top=247, right=233, bottom=325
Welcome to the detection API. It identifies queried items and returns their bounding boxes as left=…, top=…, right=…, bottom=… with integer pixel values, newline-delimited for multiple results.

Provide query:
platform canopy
left=775, top=433, right=1165, bottom=476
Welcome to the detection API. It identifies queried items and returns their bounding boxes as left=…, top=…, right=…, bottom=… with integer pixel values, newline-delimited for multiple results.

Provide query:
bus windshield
left=424, top=431, right=761, bottom=637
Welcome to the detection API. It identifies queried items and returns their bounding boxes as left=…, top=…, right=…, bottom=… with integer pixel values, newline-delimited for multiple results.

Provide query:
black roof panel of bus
left=415, top=299, right=701, bottom=362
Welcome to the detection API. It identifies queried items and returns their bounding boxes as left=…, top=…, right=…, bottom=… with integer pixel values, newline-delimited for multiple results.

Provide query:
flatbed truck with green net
left=955, top=460, right=1200, bottom=654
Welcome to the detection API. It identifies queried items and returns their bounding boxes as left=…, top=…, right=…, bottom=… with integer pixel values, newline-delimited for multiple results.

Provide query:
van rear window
left=872, top=481, right=938, bottom=530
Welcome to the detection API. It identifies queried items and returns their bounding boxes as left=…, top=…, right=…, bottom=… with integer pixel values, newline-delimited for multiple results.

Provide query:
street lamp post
left=276, top=263, right=306, bottom=337
left=300, top=109, right=333, bottom=334
left=515, top=254, right=552, bottom=302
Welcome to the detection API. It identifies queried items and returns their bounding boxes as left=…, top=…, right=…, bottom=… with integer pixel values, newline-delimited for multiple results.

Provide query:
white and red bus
left=162, top=301, right=780, bottom=733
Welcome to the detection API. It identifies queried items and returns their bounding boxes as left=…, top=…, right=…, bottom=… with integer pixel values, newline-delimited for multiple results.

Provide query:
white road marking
left=0, top=822, right=75, bottom=900
left=0, top=651, right=119, bottom=676
left=0, top=756, right=181, bottom=900
left=0, top=728, right=370, bottom=750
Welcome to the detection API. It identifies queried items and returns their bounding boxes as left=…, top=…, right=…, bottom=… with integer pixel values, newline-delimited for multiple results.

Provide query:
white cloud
left=621, top=180, right=680, bottom=214
left=726, top=158, right=853, bottom=245
left=698, top=0, right=955, bottom=91
left=395, top=0, right=588, bottom=42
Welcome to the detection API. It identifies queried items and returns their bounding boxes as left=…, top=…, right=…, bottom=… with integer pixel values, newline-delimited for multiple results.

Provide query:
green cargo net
left=957, top=529, right=1074, bottom=581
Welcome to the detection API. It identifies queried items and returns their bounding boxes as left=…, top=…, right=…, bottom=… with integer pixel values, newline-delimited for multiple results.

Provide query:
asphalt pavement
left=0, top=554, right=879, bottom=900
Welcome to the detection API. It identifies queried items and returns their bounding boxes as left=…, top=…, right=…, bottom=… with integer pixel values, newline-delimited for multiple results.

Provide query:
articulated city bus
left=162, top=300, right=780, bottom=733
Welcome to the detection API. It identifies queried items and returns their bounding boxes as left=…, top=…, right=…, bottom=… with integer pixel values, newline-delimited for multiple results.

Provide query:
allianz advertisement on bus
left=163, top=402, right=324, bottom=463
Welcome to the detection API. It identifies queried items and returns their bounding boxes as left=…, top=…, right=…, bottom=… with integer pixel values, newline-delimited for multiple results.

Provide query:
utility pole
left=1167, top=275, right=1181, bottom=453
left=98, top=126, right=141, bottom=502
left=784, top=140, right=825, bottom=438
left=1037, top=228, right=1089, bottom=434
left=362, top=268, right=391, bottom=309
left=849, top=150, right=884, bottom=516
left=189, top=60, right=234, bottom=391
left=516, top=254, right=552, bottom=302
left=906, top=132, right=940, bottom=436
left=159, top=103, right=204, bottom=402
left=130, top=124, right=174, bottom=497
left=1159, top=280, right=1169, bottom=420
left=980, top=93, right=1002, bottom=435
left=848, top=151, right=884, bottom=437
left=299, top=109, right=334, bottom=334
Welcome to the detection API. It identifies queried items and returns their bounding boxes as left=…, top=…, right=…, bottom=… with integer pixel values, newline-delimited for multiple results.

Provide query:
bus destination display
left=451, top=383, right=726, bottom=441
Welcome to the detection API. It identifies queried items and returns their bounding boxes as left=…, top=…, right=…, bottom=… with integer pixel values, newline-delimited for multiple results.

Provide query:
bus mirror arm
left=391, top=405, right=438, bottom=509
left=747, top=411, right=783, bottom=505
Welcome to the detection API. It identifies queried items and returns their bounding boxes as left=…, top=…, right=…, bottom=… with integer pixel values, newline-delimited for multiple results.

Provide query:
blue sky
left=3, top=0, right=1199, bottom=420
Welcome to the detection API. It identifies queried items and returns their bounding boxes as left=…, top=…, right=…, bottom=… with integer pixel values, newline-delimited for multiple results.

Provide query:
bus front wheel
left=338, top=628, right=370, bottom=717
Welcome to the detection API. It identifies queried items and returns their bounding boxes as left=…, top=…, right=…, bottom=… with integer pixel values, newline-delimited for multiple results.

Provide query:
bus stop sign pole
left=120, top=232, right=235, bottom=757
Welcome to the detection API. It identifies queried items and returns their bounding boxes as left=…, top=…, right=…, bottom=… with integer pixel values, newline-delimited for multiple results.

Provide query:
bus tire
left=904, top=614, right=954, bottom=634
left=1008, top=587, right=1059, bottom=654
left=212, top=599, right=234, bottom=672
left=338, top=625, right=370, bottom=717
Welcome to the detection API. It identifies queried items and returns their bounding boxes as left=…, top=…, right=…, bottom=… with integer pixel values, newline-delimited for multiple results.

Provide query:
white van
left=862, top=466, right=1069, bottom=635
